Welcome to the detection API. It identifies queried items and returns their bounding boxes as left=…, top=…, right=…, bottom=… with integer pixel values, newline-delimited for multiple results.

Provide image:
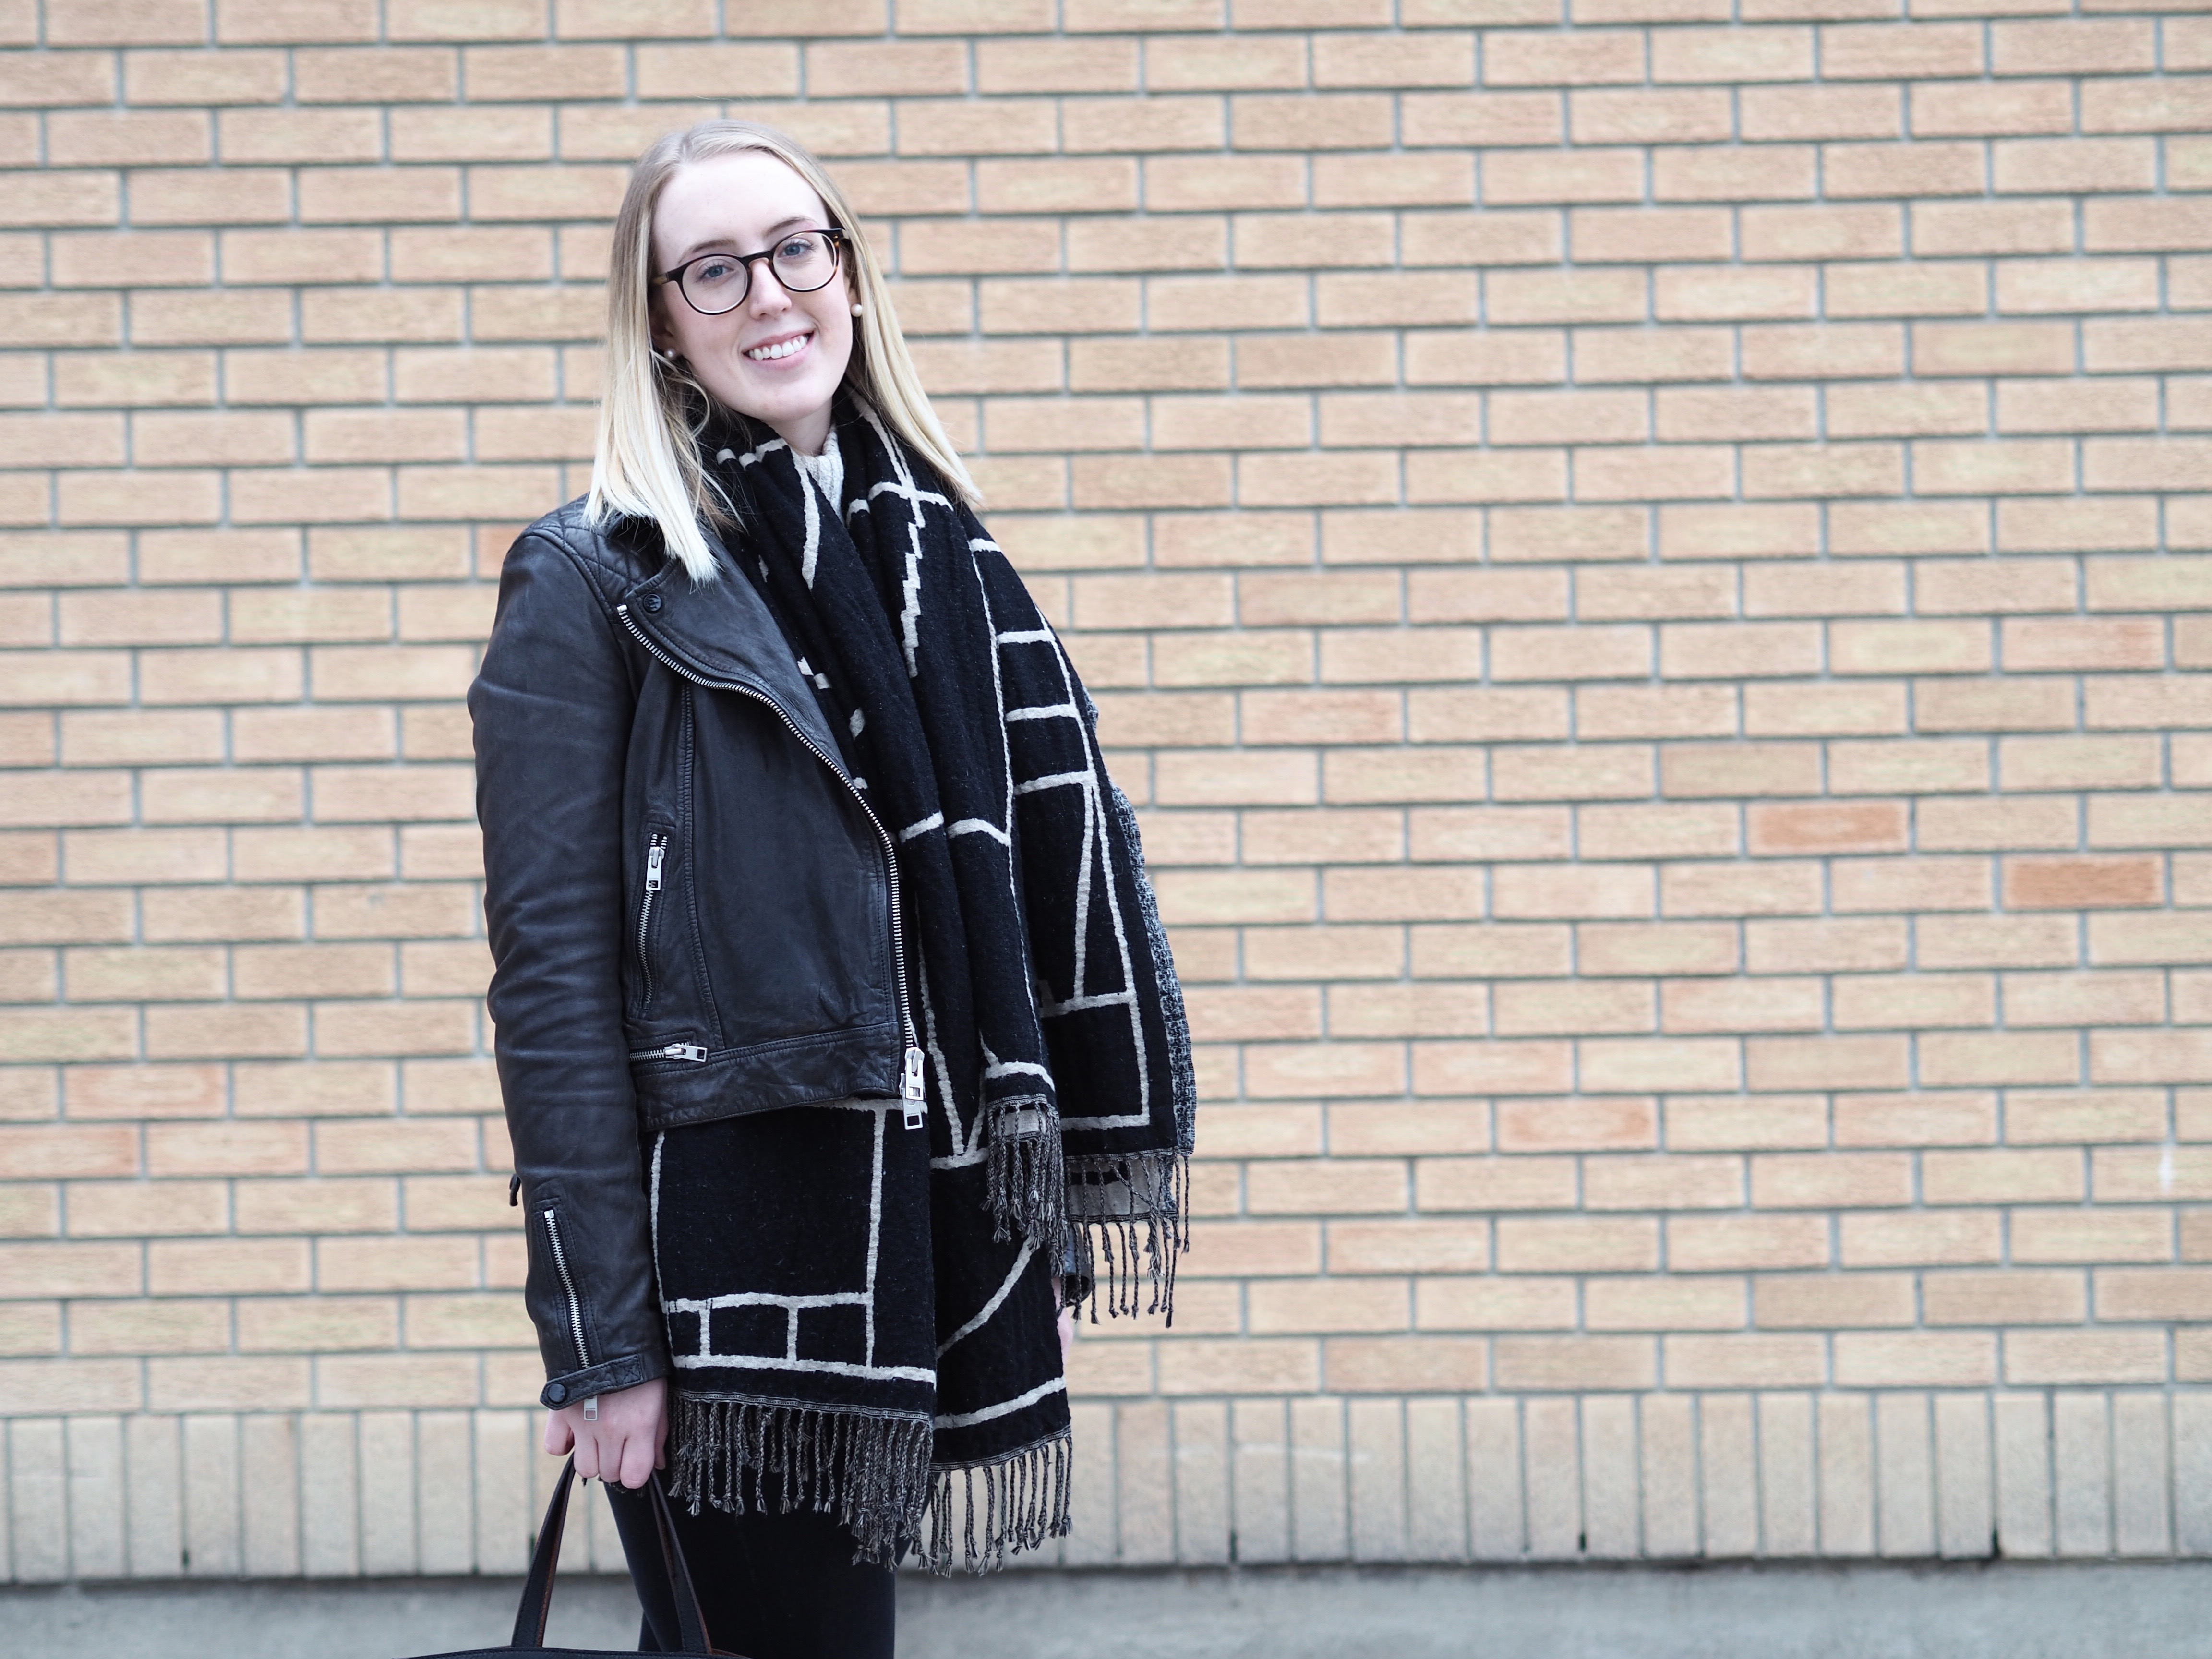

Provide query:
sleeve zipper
left=540, top=1207, right=595, bottom=1417
left=618, top=601, right=929, bottom=1130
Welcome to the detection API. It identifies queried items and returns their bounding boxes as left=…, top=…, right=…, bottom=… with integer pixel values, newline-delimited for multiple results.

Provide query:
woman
left=468, top=119, right=1196, bottom=1658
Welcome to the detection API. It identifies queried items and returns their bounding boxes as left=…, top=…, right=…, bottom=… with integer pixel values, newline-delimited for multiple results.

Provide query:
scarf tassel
left=669, top=1398, right=1075, bottom=1576
left=667, top=1395, right=933, bottom=1568
left=920, top=1431, right=1073, bottom=1576
left=1063, top=1149, right=1190, bottom=1325
left=984, top=1095, right=1068, bottom=1249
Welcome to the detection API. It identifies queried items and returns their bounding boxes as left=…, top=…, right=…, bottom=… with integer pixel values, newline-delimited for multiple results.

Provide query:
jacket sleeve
left=469, top=528, right=669, bottom=1407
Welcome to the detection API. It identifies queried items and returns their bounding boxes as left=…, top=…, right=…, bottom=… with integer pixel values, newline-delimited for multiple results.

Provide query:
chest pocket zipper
left=634, top=830, right=668, bottom=1015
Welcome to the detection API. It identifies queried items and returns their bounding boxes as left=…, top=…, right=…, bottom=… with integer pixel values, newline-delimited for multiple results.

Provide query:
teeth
left=747, top=334, right=809, bottom=361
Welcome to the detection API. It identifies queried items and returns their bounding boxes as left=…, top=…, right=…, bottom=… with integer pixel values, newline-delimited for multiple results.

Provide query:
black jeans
left=603, top=1480, right=896, bottom=1659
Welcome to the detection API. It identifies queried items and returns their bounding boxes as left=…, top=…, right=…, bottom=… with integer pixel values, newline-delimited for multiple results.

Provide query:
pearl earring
left=851, top=301, right=865, bottom=317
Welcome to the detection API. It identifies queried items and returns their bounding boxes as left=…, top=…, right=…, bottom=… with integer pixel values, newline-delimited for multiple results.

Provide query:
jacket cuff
left=539, top=1350, right=666, bottom=1409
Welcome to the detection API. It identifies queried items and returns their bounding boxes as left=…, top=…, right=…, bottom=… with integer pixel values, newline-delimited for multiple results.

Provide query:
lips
left=745, top=329, right=813, bottom=362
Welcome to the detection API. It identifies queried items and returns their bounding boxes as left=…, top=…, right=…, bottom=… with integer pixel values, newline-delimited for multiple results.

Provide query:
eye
left=778, top=235, right=819, bottom=260
left=693, top=257, right=741, bottom=283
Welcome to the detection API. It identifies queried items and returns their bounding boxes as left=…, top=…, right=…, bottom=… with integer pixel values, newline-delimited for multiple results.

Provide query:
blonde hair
left=587, top=119, right=979, bottom=583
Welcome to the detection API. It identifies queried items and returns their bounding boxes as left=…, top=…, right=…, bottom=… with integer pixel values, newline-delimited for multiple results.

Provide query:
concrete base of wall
left=6, top=1560, right=2209, bottom=1659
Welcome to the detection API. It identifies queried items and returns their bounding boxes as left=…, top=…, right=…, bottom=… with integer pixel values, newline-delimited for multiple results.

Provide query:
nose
left=746, top=258, right=792, bottom=314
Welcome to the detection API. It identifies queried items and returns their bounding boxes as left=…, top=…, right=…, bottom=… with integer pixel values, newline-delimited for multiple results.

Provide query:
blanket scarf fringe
left=667, top=1395, right=1072, bottom=1575
left=984, top=1094, right=1066, bottom=1250
left=667, top=1395, right=932, bottom=1568
left=1065, top=1149, right=1190, bottom=1323
left=921, top=1431, right=1074, bottom=1576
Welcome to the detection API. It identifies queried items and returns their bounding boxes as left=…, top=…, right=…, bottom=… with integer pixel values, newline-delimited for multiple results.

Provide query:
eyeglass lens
left=682, top=232, right=839, bottom=315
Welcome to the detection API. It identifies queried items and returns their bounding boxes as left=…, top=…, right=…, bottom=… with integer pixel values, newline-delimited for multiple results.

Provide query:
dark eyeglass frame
left=651, top=226, right=851, bottom=317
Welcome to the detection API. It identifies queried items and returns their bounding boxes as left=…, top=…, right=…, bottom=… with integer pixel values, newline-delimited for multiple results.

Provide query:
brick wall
left=4, top=0, right=2212, bottom=1580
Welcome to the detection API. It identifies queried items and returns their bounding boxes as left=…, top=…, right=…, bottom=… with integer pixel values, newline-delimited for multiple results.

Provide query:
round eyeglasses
left=651, top=227, right=850, bottom=318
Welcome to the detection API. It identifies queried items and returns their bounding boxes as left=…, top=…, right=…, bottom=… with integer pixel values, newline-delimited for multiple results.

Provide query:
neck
left=769, top=402, right=833, bottom=457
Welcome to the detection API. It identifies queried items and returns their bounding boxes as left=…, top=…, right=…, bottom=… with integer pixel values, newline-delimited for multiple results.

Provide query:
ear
left=649, top=296, right=677, bottom=354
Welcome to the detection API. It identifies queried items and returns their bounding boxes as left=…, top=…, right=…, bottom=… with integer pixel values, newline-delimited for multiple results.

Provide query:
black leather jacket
left=469, top=499, right=920, bottom=1408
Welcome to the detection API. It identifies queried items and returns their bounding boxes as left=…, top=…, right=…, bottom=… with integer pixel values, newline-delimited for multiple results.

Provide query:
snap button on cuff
left=545, top=1381, right=568, bottom=1404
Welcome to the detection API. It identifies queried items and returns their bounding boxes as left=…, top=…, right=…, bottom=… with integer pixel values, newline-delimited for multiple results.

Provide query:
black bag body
left=400, top=1457, right=733, bottom=1659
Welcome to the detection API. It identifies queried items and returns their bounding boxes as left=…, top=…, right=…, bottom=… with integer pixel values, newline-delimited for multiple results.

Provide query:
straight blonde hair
left=587, top=120, right=980, bottom=583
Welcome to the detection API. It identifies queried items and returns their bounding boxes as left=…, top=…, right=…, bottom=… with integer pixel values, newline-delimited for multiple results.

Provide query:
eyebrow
left=673, top=215, right=818, bottom=266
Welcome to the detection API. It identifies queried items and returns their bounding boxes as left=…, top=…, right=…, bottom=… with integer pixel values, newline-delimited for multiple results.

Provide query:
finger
left=571, top=1425, right=600, bottom=1484
left=620, top=1431, right=655, bottom=1491
left=545, top=1413, right=574, bottom=1456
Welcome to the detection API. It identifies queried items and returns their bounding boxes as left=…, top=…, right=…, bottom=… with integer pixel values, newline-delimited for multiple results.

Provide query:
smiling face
left=649, top=148, right=857, bottom=457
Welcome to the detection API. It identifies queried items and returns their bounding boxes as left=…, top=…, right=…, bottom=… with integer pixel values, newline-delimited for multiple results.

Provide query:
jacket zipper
left=617, top=602, right=928, bottom=1130
left=635, top=831, right=667, bottom=1014
left=631, top=1042, right=707, bottom=1062
left=541, top=1208, right=598, bottom=1419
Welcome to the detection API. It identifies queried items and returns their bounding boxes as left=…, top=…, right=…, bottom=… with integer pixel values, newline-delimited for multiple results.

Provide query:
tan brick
left=2004, top=1330, right=2163, bottom=1387
left=1492, top=1335, right=1654, bottom=1391
left=317, top=1235, right=479, bottom=1294
left=63, top=1185, right=222, bottom=1247
left=1416, top=1275, right=1573, bottom=1331
left=147, top=1238, right=310, bottom=1296
left=1755, top=1272, right=1915, bottom=1329
left=1671, top=1214, right=1830, bottom=1272
left=2009, top=1209, right=2168, bottom=1265
left=1924, top=1270, right=2086, bottom=1326
left=1325, top=1334, right=1492, bottom=1394
left=1157, top=1337, right=1318, bottom=1395
left=2007, top=1087, right=2164, bottom=1145
left=1496, top=1217, right=1659, bottom=1274
left=1417, top=1156, right=1576, bottom=1214
left=1834, top=1331, right=1995, bottom=1388
left=1662, top=1332, right=1825, bottom=1389
left=71, top=1298, right=228, bottom=1355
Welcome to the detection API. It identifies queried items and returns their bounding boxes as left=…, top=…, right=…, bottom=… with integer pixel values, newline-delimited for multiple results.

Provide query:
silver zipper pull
left=645, top=842, right=664, bottom=891
left=582, top=1398, right=598, bottom=1422
left=901, top=1045, right=926, bottom=1129
left=665, top=1043, right=707, bottom=1062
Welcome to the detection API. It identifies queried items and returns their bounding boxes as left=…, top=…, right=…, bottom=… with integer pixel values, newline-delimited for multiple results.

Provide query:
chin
left=741, top=375, right=839, bottom=424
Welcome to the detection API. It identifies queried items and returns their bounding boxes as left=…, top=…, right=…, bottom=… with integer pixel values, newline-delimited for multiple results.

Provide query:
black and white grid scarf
left=652, top=389, right=1195, bottom=1572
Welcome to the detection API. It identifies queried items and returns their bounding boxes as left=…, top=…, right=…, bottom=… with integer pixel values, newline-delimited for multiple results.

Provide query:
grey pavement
left=3, top=1560, right=2202, bottom=1659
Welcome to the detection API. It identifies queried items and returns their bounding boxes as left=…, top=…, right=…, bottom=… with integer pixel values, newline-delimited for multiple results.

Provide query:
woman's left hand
left=545, top=1374, right=668, bottom=1490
